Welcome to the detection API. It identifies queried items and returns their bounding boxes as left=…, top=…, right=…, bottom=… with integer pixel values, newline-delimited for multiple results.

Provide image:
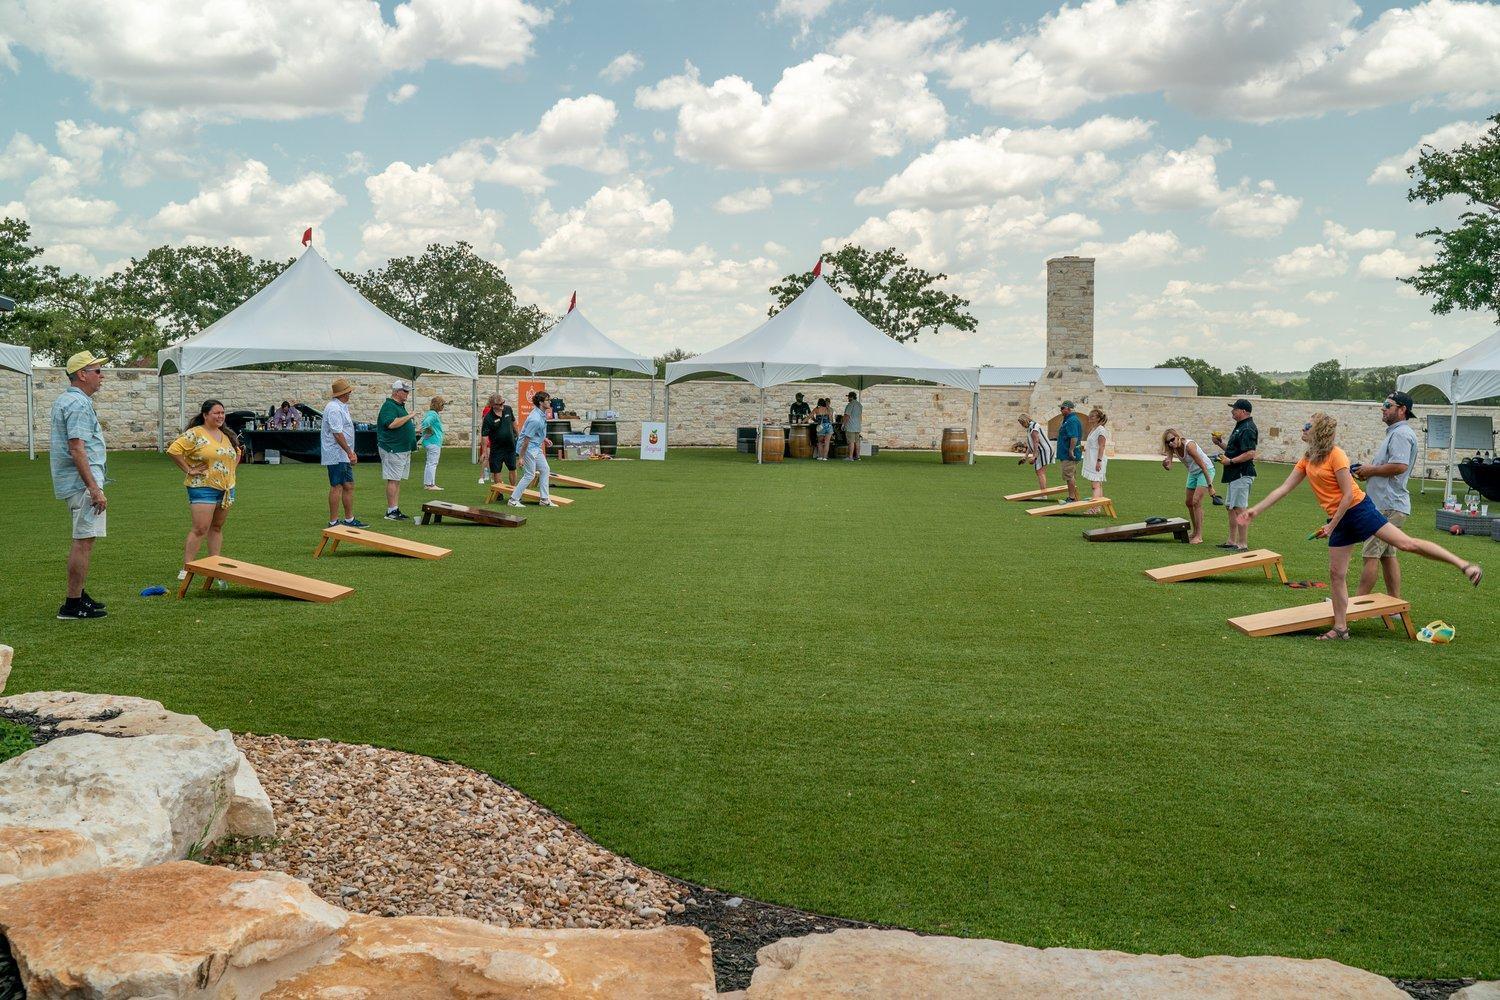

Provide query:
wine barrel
left=787, top=424, right=813, bottom=459
left=941, top=427, right=969, bottom=464
left=760, top=426, right=785, bottom=463
left=590, top=419, right=618, bottom=456
left=545, top=419, right=571, bottom=456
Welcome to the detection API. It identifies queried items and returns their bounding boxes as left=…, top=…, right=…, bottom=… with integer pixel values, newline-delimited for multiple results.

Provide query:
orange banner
left=517, top=379, right=546, bottom=438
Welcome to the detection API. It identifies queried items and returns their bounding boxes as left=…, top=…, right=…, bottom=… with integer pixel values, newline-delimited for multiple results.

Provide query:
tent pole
left=663, top=382, right=670, bottom=450
left=607, top=372, right=613, bottom=412
left=1446, top=384, right=1458, bottom=501
left=471, top=378, right=479, bottom=464
left=757, top=386, right=765, bottom=465
left=649, top=377, right=656, bottom=422
left=26, top=373, right=35, bottom=460
left=968, top=390, right=978, bottom=465
left=157, top=374, right=165, bottom=451
left=178, top=374, right=185, bottom=433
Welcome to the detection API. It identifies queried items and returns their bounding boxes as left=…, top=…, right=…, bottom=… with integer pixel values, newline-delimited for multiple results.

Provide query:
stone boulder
left=264, top=916, right=717, bottom=999
left=1453, top=985, right=1500, bottom=1000
left=0, top=690, right=275, bottom=838
left=0, top=861, right=348, bottom=999
left=745, top=930, right=1407, bottom=999
left=0, top=827, right=99, bottom=888
left=0, top=731, right=239, bottom=872
left=0, top=644, right=11, bottom=694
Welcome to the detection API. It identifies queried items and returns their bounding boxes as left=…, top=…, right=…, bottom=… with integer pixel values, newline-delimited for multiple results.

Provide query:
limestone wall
left=2, top=367, right=1495, bottom=466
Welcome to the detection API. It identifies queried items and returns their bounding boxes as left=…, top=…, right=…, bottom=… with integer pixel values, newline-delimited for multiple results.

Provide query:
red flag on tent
left=812, top=258, right=822, bottom=278
left=301, top=228, right=313, bottom=247
left=567, top=291, right=577, bottom=313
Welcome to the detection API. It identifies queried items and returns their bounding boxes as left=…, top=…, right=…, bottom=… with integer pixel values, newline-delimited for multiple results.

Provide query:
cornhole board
left=177, top=556, right=352, bottom=603
left=1145, top=548, right=1287, bottom=584
left=1027, top=498, right=1117, bottom=518
left=1004, top=485, right=1068, bottom=501
left=313, top=525, right=450, bottom=561
left=1228, top=593, right=1415, bottom=639
left=1083, top=518, right=1190, bottom=543
left=485, top=483, right=575, bottom=506
left=550, top=473, right=605, bottom=490
left=421, top=501, right=526, bottom=527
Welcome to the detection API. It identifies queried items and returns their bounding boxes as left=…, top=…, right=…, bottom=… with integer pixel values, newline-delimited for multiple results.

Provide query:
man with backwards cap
left=1354, top=390, right=1420, bottom=603
left=376, top=379, right=421, bottom=521
left=50, top=351, right=109, bottom=619
left=1216, top=398, right=1259, bottom=551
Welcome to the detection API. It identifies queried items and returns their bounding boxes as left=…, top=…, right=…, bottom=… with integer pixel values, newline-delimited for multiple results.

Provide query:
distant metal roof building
left=980, top=366, right=1198, bottom=389
left=0, top=294, right=14, bottom=312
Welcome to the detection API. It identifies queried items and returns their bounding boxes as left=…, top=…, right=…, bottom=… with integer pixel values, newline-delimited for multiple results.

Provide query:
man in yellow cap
left=50, top=351, right=109, bottom=619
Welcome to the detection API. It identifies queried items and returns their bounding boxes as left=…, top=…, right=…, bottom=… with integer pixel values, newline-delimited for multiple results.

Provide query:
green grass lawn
left=0, top=448, right=1495, bottom=976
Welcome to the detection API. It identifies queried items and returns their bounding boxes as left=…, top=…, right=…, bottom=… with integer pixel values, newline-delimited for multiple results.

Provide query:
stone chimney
left=1028, top=256, right=1107, bottom=418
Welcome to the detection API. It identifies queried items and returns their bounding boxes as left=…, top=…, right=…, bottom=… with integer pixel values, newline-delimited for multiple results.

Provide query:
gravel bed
left=214, top=734, right=684, bottom=929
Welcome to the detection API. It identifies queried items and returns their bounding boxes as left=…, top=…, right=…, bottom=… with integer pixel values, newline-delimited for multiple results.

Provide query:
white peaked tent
left=494, top=305, right=656, bottom=416
left=156, top=247, right=482, bottom=459
left=664, top=276, right=982, bottom=463
left=1397, top=328, right=1500, bottom=498
left=0, top=340, right=35, bottom=460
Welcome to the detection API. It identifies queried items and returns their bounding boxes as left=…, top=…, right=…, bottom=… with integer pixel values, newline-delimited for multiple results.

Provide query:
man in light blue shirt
left=1355, top=391, right=1421, bottom=600
left=49, top=351, right=109, bottom=619
left=319, top=377, right=368, bottom=527
left=510, top=389, right=557, bottom=507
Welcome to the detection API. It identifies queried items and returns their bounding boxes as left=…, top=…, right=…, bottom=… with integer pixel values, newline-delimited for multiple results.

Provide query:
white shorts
left=66, top=490, right=106, bottom=539
left=379, top=448, right=412, bottom=481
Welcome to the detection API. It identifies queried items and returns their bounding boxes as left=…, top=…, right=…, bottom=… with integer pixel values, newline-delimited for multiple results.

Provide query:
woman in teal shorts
left=1161, top=428, right=1221, bottom=544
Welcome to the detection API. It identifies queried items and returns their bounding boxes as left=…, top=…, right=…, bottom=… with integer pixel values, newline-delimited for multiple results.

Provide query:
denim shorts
left=326, top=462, right=354, bottom=486
left=187, top=486, right=235, bottom=507
left=1327, top=496, right=1389, bottom=547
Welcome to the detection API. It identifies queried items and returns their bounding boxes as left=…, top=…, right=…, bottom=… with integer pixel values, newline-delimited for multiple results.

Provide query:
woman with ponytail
left=166, top=399, right=242, bottom=582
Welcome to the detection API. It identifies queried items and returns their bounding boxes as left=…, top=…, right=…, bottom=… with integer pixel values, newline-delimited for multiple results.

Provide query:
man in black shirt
left=788, top=392, right=811, bottom=423
left=1216, top=398, right=1259, bottom=551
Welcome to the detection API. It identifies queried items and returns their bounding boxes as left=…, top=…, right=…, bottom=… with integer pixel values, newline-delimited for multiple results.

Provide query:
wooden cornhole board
left=1083, top=518, right=1190, bottom=543
left=1027, top=498, right=1117, bottom=518
left=177, top=556, right=352, bottom=603
left=1228, top=593, right=1416, bottom=639
left=1145, top=548, right=1287, bottom=584
left=314, top=525, right=450, bottom=561
left=1004, top=485, right=1068, bottom=501
left=485, top=483, right=575, bottom=506
left=421, top=501, right=526, bottom=527
left=550, top=473, right=605, bottom=490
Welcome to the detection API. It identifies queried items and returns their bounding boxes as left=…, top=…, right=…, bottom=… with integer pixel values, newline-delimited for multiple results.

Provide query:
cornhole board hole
left=421, top=501, right=526, bottom=527
left=1027, top=498, right=1117, bottom=518
left=1228, top=593, right=1415, bottom=639
left=1083, top=518, right=1190, bottom=543
left=1145, top=548, right=1287, bottom=584
left=549, top=473, right=605, bottom=490
left=177, top=556, right=352, bottom=603
left=314, top=525, right=451, bottom=560
left=1004, top=485, right=1068, bottom=501
left=485, top=483, right=575, bottom=506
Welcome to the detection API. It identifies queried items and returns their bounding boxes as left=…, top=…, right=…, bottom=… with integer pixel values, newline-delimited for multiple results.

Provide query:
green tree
left=1231, top=364, right=1266, bottom=396
left=1156, top=356, right=1232, bottom=396
left=768, top=244, right=977, bottom=343
left=1402, top=113, right=1500, bottom=322
left=348, top=242, right=548, bottom=370
left=653, top=347, right=696, bottom=379
left=116, top=244, right=288, bottom=340
left=1306, top=358, right=1349, bottom=400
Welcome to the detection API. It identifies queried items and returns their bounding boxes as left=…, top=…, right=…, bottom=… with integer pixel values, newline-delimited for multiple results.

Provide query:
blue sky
left=1, top=0, right=1496, bottom=370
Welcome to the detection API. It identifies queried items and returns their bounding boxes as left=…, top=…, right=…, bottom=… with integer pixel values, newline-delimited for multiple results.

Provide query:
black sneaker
left=80, top=590, right=106, bottom=610
left=384, top=509, right=410, bottom=521
left=57, top=599, right=106, bottom=620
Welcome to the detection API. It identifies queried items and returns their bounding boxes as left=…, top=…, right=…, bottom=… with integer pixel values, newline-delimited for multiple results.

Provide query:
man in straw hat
left=50, top=350, right=110, bottom=619
left=321, top=377, right=368, bottom=528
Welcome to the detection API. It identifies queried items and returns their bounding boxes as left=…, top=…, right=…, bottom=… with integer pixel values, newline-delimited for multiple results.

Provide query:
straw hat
left=328, top=377, right=354, bottom=398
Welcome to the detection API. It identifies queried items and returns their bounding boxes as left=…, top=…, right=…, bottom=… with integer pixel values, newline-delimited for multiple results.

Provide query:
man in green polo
left=376, top=379, right=420, bottom=521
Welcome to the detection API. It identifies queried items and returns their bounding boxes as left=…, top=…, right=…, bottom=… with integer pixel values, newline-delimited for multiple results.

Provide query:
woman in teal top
left=421, top=396, right=446, bottom=491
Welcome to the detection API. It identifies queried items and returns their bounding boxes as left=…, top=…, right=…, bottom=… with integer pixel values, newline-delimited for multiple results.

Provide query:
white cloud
left=152, top=159, right=346, bottom=256
left=1209, top=181, right=1301, bottom=238
left=1108, top=136, right=1300, bottom=237
left=858, top=115, right=1151, bottom=209
left=388, top=83, right=419, bottom=104
left=774, top=0, right=839, bottom=33
left=360, top=160, right=502, bottom=264
left=938, top=0, right=1500, bottom=121
left=774, top=178, right=819, bottom=195
left=635, top=36, right=949, bottom=172
left=841, top=197, right=1100, bottom=271
left=1305, top=290, right=1339, bottom=304
left=1358, top=246, right=1434, bottom=280
left=659, top=255, right=780, bottom=295
left=1323, top=221, right=1396, bottom=251
left=713, top=186, right=773, bottom=214
left=1368, top=118, right=1492, bottom=183
left=520, top=177, right=675, bottom=267
left=1249, top=308, right=1309, bottom=328
left=600, top=52, right=643, bottom=83
left=435, top=94, right=629, bottom=194
left=0, top=132, right=51, bottom=180
left=1, top=0, right=550, bottom=122
left=1073, top=230, right=1201, bottom=272
left=1271, top=243, right=1348, bottom=280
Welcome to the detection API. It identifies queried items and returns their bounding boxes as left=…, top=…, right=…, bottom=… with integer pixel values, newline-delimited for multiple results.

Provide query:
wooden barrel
left=760, top=426, right=785, bottom=463
left=590, top=419, right=618, bottom=456
left=941, top=427, right=968, bottom=464
left=787, top=424, right=813, bottom=459
left=545, top=419, right=571, bottom=456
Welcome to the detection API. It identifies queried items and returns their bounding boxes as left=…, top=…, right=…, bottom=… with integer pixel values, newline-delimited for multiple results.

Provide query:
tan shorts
left=1059, top=460, right=1078, bottom=481
left=66, top=490, right=106, bottom=539
left=1361, top=509, right=1405, bottom=558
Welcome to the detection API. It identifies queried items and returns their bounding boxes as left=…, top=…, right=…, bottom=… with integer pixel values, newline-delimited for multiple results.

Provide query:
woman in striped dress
left=1018, top=414, right=1054, bottom=491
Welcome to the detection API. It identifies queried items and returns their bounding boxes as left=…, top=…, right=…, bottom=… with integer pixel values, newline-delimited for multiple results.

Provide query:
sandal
left=1463, top=563, right=1483, bottom=587
left=1316, top=626, right=1350, bottom=640
left=1286, top=580, right=1328, bottom=589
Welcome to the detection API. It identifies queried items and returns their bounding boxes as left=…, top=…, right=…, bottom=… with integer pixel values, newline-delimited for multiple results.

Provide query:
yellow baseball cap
left=66, top=350, right=106, bottom=375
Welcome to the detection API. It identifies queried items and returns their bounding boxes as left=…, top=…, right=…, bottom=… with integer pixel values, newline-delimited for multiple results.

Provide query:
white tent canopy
left=155, top=247, right=481, bottom=458
left=1397, top=328, right=1500, bottom=498
left=665, top=277, right=981, bottom=462
left=0, top=341, right=35, bottom=460
left=494, top=306, right=655, bottom=415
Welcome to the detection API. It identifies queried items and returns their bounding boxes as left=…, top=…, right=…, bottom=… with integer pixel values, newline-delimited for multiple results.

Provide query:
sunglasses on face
left=1302, top=423, right=1312, bottom=431
left=1381, top=401, right=1395, bottom=409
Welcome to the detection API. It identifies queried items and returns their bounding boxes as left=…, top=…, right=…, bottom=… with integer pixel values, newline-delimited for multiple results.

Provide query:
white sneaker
left=507, top=500, right=524, bottom=508
left=177, top=569, right=189, bottom=581
left=538, top=499, right=558, bottom=507
left=478, top=475, right=489, bottom=485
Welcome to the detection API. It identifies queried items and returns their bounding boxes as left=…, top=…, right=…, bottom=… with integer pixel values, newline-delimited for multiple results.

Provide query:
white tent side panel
left=1396, top=329, right=1500, bottom=403
left=0, top=342, right=29, bottom=376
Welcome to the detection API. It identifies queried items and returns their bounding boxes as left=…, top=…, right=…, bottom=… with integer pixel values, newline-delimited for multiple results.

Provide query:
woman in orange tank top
left=1241, top=413, right=1480, bottom=639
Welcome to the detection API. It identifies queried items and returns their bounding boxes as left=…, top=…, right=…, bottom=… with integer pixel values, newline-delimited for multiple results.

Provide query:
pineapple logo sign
left=640, top=422, right=666, bottom=461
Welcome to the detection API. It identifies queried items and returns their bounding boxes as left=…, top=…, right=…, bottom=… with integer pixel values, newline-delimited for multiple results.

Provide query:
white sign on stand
left=640, top=422, right=667, bottom=460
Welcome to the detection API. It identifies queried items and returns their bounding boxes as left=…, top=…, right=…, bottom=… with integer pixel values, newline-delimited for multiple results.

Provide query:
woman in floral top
left=167, top=399, right=242, bottom=578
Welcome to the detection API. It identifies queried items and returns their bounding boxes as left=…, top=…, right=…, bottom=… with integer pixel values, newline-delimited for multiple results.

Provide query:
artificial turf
left=0, top=447, right=1494, bottom=977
